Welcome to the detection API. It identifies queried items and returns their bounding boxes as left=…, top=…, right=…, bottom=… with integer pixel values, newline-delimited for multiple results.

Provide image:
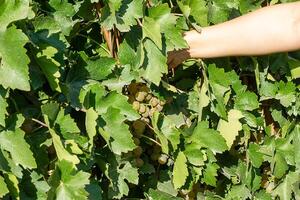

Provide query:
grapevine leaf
left=143, top=17, right=162, bottom=49
left=202, top=162, right=219, bottom=187
left=79, top=52, right=116, bottom=81
left=235, top=91, right=259, bottom=111
left=0, top=26, right=30, bottom=91
left=99, top=107, right=136, bottom=155
left=273, top=152, right=288, bottom=179
left=0, top=0, right=31, bottom=31
left=44, top=115, right=80, bottom=165
left=0, top=87, right=8, bottom=127
left=55, top=109, right=80, bottom=135
left=152, top=112, right=169, bottom=154
left=272, top=171, right=299, bottom=200
left=96, top=92, right=140, bottom=120
left=275, top=81, right=296, bottom=107
left=177, top=0, right=208, bottom=26
left=0, top=176, right=9, bottom=198
left=288, top=58, right=300, bottom=79
left=218, top=109, right=243, bottom=149
left=48, top=160, right=90, bottom=200
left=189, top=121, right=228, bottom=153
left=0, top=129, right=37, bottom=169
left=142, top=39, right=168, bottom=86
left=49, top=0, right=78, bottom=35
left=173, top=152, right=188, bottom=189
left=86, top=108, right=98, bottom=151
left=146, top=189, right=182, bottom=200
left=35, top=46, right=62, bottom=92
left=247, top=143, right=264, bottom=168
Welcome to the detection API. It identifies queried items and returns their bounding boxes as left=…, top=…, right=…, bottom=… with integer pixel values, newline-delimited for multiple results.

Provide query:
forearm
left=185, top=2, right=300, bottom=58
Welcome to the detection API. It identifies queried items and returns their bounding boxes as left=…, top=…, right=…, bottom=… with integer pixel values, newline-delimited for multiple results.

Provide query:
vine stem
left=31, top=118, right=48, bottom=128
left=141, top=135, right=161, bottom=146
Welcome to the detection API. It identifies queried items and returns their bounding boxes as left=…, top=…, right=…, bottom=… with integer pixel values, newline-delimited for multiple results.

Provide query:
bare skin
left=168, top=2, right=300, bottom=68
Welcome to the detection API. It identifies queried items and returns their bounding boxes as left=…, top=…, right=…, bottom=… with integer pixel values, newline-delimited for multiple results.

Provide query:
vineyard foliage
left=0, top=0, right=299, bottom=199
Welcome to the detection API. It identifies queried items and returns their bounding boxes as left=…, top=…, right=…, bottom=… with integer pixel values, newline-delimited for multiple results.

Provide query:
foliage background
left=0, top=0, right=299, bottom=199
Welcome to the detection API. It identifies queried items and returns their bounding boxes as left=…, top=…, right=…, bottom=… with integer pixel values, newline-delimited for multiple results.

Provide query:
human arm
left=168, top=2, right=300, bottom=68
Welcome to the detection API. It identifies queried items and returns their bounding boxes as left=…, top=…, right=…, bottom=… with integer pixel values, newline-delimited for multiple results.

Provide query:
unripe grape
left=145, top=93, right=153, bottom=101
left=133, top=146, right=143, bottom=157
left=142, top=107, right=150, bottom=118
left=134, top=158, right=144, bottom=167
left=135, top=91, right=147, bottom=102
left=132, top=120, right=146, bottom=136
left=132, top=101, right=140, bottom=111
left=150, top=97, right=159, bottom=107
left=151, top=153, right=160, bottom=161
left=133, top=137, right=140, bottom=146
left=159, top=100, right=166, bottom=106
left=139, top=104, right=146, bottom=114
left=156, top=104, right=163, bottom=112
left=158, top=154, right=168, bottom=165
left=167, top=158, right=174, bottom=166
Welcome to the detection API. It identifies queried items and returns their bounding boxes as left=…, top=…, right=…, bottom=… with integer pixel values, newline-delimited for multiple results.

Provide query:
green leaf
left=202, top=162, right=219, bottom=187
left=272, top=171, right=299, bottom=200
left=142, top=39, right=168, bottom=86
left=0, top=129, right=37, bottom=169
left=218, top=109, right=243, bottom=149
left=99, top=107, right=136, bottom=155
left=143, top=17, right=162, bottom=49
left=48, top=160, right=90, bottom=200
left=0, top=0, right=31, bottom=31
left=0, top=26, right=30, bottom=91
left=55, top=109, right=80, bottom=135
left=152, top=112, right=169, bottom=154
left=189, top=121, right=228, bottom=153
left=44, top=115, right=80, bottom=165
left=0, top=87, right=7, bottom=127
left=248, top=143, right=264, bottom=168
left=288, top=57, right=300, bottom=79
left=49, top=0, right=78, bottom=35
left=273, top=152, right=288, bottom=179
left=35, top=46, right=62, bottom=92
left=146, top=189, right=183, bottom=200
left=96, top=91, right=140, bottom=120
left=275, top=81, right=296, bottom=107
left=184, top=144, right=206, bottom=166
left=173, top=152, right=188, bottom=189
left=235, top=91, right=259, bottom=111
left=178, top=0, right=208, bottom=26
left=0, top=176, right=9, bottom=198
left=86, top=108, right=98, bottom=151
left=80, top=52, right=116, bottom=81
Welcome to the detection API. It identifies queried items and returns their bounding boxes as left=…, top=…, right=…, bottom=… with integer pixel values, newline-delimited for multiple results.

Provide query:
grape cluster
left=127, top=83, right=165, bottom=123
left=123, top=83, right=172, bottom=168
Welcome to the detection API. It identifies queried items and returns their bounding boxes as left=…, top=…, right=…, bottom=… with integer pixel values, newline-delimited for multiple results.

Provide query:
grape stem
left=141, top=135, right=161, bottom=146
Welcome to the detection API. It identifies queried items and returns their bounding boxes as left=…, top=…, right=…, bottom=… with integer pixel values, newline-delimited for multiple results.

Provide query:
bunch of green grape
left=127, top=83, right=165, bottom=123
left=124, top=83, right=173, bottom=167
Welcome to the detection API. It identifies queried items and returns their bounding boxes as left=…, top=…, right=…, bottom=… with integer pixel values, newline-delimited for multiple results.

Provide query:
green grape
left=133, top=146, right=143, bottom=157
left=134, top=158, right=144, bottom=167
left=132, top=101, right=140, bottom=111
left=150, top=97, right=159, bottom=107
left=139, top=104, right=146, bottom=114
left=158, top=154, right=168, bottom=165
left=150, top=153, right=160, bottom=161
left=132, top=120, right=146, bottom=136
left=141, top=107, right=150, bottom=118
left=135, top=91, right=147, bottom=102
left=133, top=137, right=140, bottom=146
left=156, top=104, right=163, bottom=112
left=145, top=93, right=153, bottom=101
